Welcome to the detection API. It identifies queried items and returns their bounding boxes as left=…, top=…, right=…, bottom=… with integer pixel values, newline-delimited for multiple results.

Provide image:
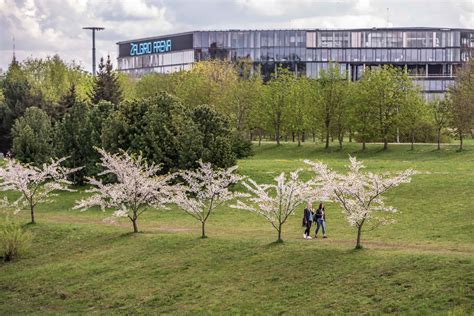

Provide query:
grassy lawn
left=1, top=140, right=473, bottom=314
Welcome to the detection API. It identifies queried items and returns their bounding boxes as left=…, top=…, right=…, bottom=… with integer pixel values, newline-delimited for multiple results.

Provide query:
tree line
left=1, top=55, right=473, bottom=176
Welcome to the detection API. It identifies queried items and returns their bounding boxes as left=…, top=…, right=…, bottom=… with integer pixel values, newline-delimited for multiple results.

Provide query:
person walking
left=314, top=203, right=327, bottom=238
left=303, top=202, right=314, bottom=239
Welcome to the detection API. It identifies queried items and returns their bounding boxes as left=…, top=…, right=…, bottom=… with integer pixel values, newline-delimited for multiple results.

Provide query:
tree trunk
left=30, top=204, right=35, bottom=224
left=383, top=137, right=388, bottom=150
left=132, top=218, right=138, bottom=233
left=325, top=128, right=330, bottom=149
left=349, top=129, right=353, bottom=143
left=275, top=127, right=280, bottom=145
left=362, top=139, right=366, bottom=151
left=459, top=132, right=463, bottom=151
left=312, top=130, right=316, bottom=142
left=302, top=131, right=305, bottom=143
left=258, top=129, right=262, bottom=146
left=201, top=221, right=207, bottom=239
left=297, top=131, right=301, bottom=146
left=355, top=225, right=363, bottom=249
left=437, top=128, right=441, bottom=150
left=338, top=132, right=343, bottom=150
left=277, top=223, right=283, bottom=243
left=292, top=131, right=295, bottom=142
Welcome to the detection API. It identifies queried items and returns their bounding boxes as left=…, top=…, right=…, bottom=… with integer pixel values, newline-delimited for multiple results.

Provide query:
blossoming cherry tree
left=305, top=156, right=417, bottom=249
left=231, top=169, right=320, bottom=243
left=74, top=149, right=172, bottom=233
left=0, top=157, right=80, bottom=224
left=172, top=161, right=242, bottom=238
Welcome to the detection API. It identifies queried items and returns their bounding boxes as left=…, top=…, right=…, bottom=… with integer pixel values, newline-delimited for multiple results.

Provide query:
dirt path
left=44, top=214, right=473, bottom=256
left=314, top=238, right=473, bottom=256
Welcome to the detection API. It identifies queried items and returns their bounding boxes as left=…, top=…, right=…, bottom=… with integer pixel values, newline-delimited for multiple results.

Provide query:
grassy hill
left=1, top=141, right=473, bottom=314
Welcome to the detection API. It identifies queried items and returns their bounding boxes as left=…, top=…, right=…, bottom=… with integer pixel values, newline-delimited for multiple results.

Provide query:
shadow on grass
left=22, top=222, right=36, bottom=228
left=263, top=240, right=285, bottom=249
left=119, top=231, right=143, bottom=238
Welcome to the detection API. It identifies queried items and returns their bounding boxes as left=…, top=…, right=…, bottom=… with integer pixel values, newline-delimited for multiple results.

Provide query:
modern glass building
left=117, top=27, right=474, bottom=100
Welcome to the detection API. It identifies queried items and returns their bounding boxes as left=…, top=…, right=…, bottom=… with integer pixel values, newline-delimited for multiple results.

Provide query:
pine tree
left=11, top=107, right=53, bottom=165
left=53, top=99, right=95, bottom=184
left=0, top=58, right=31, bottom=152
left=53, top=84, right=77, bottom=120
left=90, top=55, right=122, bottom=106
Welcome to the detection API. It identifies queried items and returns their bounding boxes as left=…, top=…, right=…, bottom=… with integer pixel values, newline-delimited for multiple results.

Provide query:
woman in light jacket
left=303, top=202, right=314, bottom=239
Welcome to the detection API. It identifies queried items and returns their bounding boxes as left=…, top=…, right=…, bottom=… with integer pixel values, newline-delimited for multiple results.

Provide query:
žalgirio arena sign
left=130, top=40, right=172, bottom=56
left=118, top=33, right=193, bottom=58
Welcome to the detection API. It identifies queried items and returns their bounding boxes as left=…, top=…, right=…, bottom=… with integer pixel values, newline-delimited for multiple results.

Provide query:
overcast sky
left=0, top=0, right=473, bottom=72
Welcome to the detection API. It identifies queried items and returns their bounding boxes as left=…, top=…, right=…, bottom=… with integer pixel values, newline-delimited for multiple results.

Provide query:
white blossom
left=305, top=156, right=417, bottom=248
left=0, top=157, right=80, bottom=223
left=171, top=160, right=243, bottom=238
left=74, top=148, right=172, bottom=233
left=231, top=169, right=322, bottom=242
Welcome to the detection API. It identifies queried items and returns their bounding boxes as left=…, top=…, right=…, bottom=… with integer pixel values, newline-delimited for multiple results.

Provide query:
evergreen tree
left=11, top=107, right=53, bottom=165
left=192, top=105, right=236, bottom=168
left=53, top=84, right=77, bottom=120
left=1, top=58, right=31, bottom=152
left=101, top=93, right=201, bottom=172
left=53, top=96, right=95, bottom=184
left=91, top=55, right=122, bottom=106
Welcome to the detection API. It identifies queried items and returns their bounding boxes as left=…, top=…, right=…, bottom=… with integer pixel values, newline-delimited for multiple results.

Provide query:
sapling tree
left=305, top=157, right=417, bottom=249
left=172, top=160, right=242, bottom=238
left=0, top=157, right=79, bottom=224
left=74, top=148, right=171, bottom=233
left=231, top=170, right=318, bottom=243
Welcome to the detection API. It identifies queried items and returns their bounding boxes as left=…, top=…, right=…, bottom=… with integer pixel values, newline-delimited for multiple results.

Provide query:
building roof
left=117, top=27, right=474, bottom=45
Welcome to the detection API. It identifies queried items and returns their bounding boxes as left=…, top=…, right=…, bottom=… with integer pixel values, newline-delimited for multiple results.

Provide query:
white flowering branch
left=171, top=160, right=243, bottom=238
left=231, top=169, right=321, bottom=242
left=0, top=157, right=80, bottom=224
left=305, top=156, right=417, bottom=249
left=74, top=148, right=172, bottom=233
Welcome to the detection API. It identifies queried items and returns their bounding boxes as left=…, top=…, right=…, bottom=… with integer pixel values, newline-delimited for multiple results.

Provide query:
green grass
left=1, top=140, right=473, bottom=314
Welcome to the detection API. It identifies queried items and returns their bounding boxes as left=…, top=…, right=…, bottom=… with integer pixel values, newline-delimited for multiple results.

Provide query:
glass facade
left=117, top=28, right=473, bottom=97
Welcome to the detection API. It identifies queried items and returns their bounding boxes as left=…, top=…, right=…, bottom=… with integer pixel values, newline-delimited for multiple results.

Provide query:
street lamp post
left=83, top=26, right=105, bottom=76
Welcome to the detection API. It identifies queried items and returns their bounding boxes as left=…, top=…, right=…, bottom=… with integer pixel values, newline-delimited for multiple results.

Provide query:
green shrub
left=231, top=134, right=253, bottom=159
left=0, top=218, right=32, bottom=262
left=11, top=107, right=53, bottom=165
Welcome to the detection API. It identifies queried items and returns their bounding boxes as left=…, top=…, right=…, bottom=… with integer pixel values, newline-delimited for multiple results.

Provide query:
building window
left=307, top=32, right=316, bottom=48
left=319, top=31, right=333, bottom=47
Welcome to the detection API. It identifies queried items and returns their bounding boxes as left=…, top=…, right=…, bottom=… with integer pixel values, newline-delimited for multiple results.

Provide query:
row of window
left=307, top=31, right=464, bottom=48
left=304, top=63, right=454, bottom=82
left=415, top=79, right=455, bottom=92
left=118, top=50, right=194, bottom=70
left=192, top=30, right=472, bottom=49
left=120, top=64, right=193, bottom=76
left=193, top=30, right=306, bottom=49
left=194, top=47, right=462, bottom=63
left=307, top=48, right=461, bottom=63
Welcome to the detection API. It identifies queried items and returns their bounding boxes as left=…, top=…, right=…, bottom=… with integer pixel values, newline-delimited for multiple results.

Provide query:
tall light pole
left=83, top=26, right=104, bottom=76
